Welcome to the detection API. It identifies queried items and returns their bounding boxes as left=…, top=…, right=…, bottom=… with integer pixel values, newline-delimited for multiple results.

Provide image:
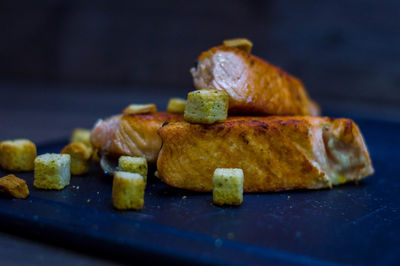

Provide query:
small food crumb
left=76, top=186, right=80, bottom=190
left=87, top=199, right=91, bottom=203
left=97, top=191, right=99, bottom=195
left=214, top=238, right=223, bottom=248
left=182, top=195, right=187, bottom=199
left=288, top=195, right=291, bottom=199
left=227, top=232, right=235, bottom=240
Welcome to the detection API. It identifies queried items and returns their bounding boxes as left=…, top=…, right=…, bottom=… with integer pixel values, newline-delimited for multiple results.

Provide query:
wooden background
left=1, top=0, right=399, bottom=110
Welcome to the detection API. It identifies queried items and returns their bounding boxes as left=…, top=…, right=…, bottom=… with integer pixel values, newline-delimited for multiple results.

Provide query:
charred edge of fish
left=161, top=121, right=169, bottom=127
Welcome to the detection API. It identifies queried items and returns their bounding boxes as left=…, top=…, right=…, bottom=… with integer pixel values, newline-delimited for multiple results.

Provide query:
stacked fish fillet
left=91, top=41, right=374, bottom=192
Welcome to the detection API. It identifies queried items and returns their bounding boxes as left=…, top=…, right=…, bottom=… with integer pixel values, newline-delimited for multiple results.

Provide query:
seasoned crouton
left=167, top=98, right=187, bottom=114
left=0, top=139, right=37, bottom=171
left=184, top=90, right=229, bottom=124
left=112, top=171, right=145, bottom=210
left=70, top=128, right=98, bottom=162
left=70, top=128, right=92, bottom=147
left=213, top=168, right=244, bottom=206
left=222, top=38, right=253, bottom=53
left=61, top=142, right=92, bottom=175
left=118, top=156, right=147, bottom=182
left=0, top=174, right=29, bottom=199
left=34, top=153, right=70, bottom=190
left=123, top=104, right=157, bottom=115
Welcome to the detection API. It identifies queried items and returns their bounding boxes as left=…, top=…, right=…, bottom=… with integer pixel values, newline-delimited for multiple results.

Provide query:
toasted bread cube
left=118, top=156, right=147, bottom=182
left=34, top=153, right=70, bottom=190
left=184, top=90, right=229, bottom=124
left=0, top=139, right=37, bottom=171
left=222, top=38, right=253, bottom=53
left=213, top=168, right=244, bottom=206
left=61, top=142, right=92, bottom=175
left=0, top=174, right=29, bottom=199
left=112, top=171, right=145, bottom=210
left=123, top=104, right=157, bottom=115
left=70, top=128, right=92, bottom=147
left=167, top=98, right=187, bottom=114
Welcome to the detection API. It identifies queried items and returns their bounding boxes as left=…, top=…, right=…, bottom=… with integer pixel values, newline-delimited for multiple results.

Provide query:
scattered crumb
left=182, top=195, right=187, bottom=199
left=72, top=186, right=76, bottom=188
left=97, top=191, right=99, bottom=195
left=288, top=195, right=291, bottom=199
left=76, top=186, right=80, bottom=190
left=227, top=232, right=235, bottom=240
left=87, top=199, right=91, bottom=203
left=214, top=238, right=223, bottom=248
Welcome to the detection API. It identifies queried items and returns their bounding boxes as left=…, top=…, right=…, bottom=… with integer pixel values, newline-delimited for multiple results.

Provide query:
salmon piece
left=157, top=117, right=374, bottom=192
left=91, top=112, right=183, bottom=163
left=191, top=46, right=320, bottom=116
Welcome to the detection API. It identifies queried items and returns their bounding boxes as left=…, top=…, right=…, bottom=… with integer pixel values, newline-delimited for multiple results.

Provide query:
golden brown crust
left=123, top=104, right=157, bottom=115
left=157, top=117, right=373, bottom=192
left=61, top=142, right=92, bottom=175
left=91, top=112, right=183, bottom=163
left=192, top=46, right=319, bottom=116
left=0, top=174, right=29, bottom=199
left=0, top=139, right=36, bottom=171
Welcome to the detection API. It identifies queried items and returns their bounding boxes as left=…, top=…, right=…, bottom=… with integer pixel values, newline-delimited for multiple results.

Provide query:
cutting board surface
left=0, top=118, right=399, bottom=265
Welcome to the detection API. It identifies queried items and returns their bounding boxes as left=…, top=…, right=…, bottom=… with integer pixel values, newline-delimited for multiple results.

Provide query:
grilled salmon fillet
left=157, top=117, right=373, bottom=192
left=91, top=112, right=183, bottom=163
left=191, top=46, right=320, bottom=116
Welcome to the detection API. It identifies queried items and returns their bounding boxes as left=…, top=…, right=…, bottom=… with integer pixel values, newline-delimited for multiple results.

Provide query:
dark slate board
left=0, top=118, right=399, bottom=265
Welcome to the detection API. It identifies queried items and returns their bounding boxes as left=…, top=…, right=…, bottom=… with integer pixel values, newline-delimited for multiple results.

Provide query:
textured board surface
left=0, top=118, right=399, bottom=265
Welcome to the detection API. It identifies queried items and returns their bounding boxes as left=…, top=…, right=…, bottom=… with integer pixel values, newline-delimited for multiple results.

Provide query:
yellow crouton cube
left=222, top=38, right=253, bottom=53
left=167, top=98, right=187, bottom=114
left=112, top=171, right=145, bottom=210
left=61, top=142, right=92, bottom=175
left=0, top=139, right=37, bottom=171
left=118, top=156, right=147, bottom=182
left=123, top=104, right=157, bottom=115
left=34, top=153, right=71, bottom=190
left=0, top=174, right=29, bottom=199
left=184, top=90, right=229, bottom=124
left=213, top=168, right=244, bottom=206
left=70, top=128, right=92, bottom=147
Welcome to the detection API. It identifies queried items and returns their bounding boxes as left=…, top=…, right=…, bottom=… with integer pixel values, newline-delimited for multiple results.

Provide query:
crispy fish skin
left=90, top=112, right=183, bottom=163
left=191, top=46, right=320, bottom=116
left=157, top=117, right=373, bottom=192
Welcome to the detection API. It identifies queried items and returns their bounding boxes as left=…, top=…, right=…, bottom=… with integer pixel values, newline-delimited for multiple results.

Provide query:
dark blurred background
left=0, top=2, right=399, bottom=263
left=1, top=0, right=399, bottom=141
